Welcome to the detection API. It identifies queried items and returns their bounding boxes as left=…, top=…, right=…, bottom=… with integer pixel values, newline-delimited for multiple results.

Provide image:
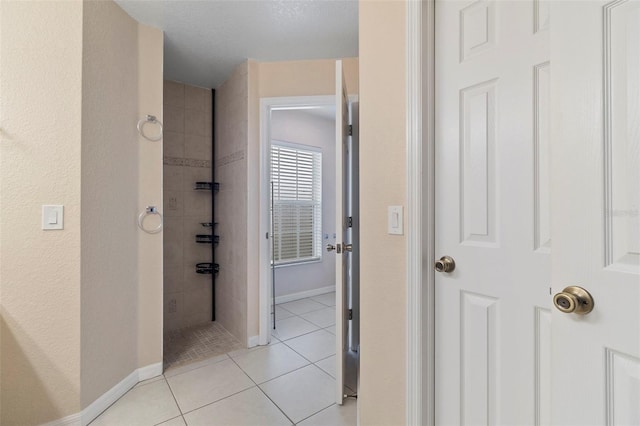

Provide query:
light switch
left=42, top=205, right=64, bottom=230
left=388, top=205, right=403, bottom=235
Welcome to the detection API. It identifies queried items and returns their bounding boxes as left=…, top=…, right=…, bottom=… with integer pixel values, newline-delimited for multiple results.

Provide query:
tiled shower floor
left=163, top=322, right=243, bottom=371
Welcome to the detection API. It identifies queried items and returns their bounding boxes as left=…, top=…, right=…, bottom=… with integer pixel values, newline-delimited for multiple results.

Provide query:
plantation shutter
left=271, top=142, right=322, bottom=264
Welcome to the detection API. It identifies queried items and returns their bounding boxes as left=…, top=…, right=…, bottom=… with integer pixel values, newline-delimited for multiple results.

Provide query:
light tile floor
left=91, top=292, right=357, bottom=426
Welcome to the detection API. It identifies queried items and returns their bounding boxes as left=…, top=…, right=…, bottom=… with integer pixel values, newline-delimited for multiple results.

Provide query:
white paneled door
left=435, top=0, right=551, bottom=424
left=551, top=1, right=640, bottom=424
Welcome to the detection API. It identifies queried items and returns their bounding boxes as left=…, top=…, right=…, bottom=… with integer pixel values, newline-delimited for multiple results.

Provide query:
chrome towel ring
left=137, top=115, right=163, bottom=141
left=138, top=206, right=163, bottom=234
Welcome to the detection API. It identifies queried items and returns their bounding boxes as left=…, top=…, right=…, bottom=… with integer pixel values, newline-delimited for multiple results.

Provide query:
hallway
left=91, top=293, right=356, bottom=425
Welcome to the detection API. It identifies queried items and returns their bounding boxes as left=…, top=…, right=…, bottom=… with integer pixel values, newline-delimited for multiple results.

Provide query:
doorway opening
left=259, top=93, right=360, bottom=403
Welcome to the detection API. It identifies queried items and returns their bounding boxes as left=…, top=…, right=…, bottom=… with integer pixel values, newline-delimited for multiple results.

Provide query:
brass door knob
left=435, top=256, right=456, bottom=273
left=553, top=286, right=594, bottom=315
left=326, top=244, right=336, bottom=252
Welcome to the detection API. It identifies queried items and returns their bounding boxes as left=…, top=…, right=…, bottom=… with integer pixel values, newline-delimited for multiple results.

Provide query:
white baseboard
left=80, top=369, right=139, bottom=426
left=41, top=362, right=164, bottom=426
left=138, top=362, right=163, bottom=382
left=248, top=335, right=260, bottom=348
left=275, top=285, right=334, bottom=305
left=41, top=412, right=82, bottom=426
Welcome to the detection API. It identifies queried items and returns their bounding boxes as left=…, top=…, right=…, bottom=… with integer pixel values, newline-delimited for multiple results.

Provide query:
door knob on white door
left=553, top=286, right=594, bottom=315
left=326, top=244, right=336, bottom=252
left=435, top=256, right=456, bottom=273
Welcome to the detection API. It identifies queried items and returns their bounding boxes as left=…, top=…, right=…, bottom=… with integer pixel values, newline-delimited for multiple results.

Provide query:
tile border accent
left=215, top=149, right=245, bottom=167
left=163, top=156, right=212, bottom=168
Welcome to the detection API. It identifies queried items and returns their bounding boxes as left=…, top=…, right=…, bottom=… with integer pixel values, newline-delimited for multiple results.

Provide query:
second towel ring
left=137, top=115, right=163, bottom=141
left=138, top=206, right=163, bottom=234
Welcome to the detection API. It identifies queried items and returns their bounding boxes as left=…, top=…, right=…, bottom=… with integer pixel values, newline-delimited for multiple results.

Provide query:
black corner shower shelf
left=196, top=262, right=219, bottom=275
left=195, top=234, right=220, bottom=244
left=194, top=182, right=220, bottom=192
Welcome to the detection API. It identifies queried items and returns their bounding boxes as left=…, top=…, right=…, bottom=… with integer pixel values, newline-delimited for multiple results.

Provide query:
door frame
left=258, top=95, right=357, bottom=346
left=406, top=0, right=435, bottom=425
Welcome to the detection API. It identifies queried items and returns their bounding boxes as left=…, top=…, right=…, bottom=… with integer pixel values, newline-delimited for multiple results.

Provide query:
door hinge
left=347, top=216, right=353, bottom=228
left=348, top=309, right=353, bottom=320
left=348, top=125, right=353, bottom=136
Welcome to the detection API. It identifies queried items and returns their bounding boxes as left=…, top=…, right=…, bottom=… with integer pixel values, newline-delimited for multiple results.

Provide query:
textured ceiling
left=115, top=0, right=358, bottom=89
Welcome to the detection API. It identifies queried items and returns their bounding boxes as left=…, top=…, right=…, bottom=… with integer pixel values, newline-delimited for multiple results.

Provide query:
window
left=270, top=141, right=322, bottom=265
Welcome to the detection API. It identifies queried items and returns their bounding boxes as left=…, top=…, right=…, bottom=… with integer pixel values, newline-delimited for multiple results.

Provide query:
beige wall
left=259, top=58, right=359, bottom=98
left=163, top=81, right=214, bottom=332
left=0, top=1, right=163, bottom=423
left=137, top=21, right=164, bottom=373
left=0, top=1, right=84, bottom=423
left=215, top=62, right=250, bottom=344
left=358, top=1, right=407, bottom=424
left=80, top=0, right=140, bottom=406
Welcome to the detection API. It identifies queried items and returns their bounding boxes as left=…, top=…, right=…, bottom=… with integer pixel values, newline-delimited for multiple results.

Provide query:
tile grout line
left=293, top=402, right=339, bottom=425
left=227, top=354, right=298, bottom=425
left=178, top=385, right=257, bottom=418
left=163, top=376, right=185, bottom=419
left=153, top=414, right=185, bottom=426
left=225, top=326, right=338, bottom=425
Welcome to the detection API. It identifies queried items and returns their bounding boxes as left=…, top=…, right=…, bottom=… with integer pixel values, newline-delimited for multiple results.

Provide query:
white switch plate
left=388, top=205, right=403, bottom=235
left=42, top=205, right=64, bottom=230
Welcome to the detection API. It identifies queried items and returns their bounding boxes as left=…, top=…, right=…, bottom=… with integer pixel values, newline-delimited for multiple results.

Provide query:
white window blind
left=271, top=142, right=322, bottom=265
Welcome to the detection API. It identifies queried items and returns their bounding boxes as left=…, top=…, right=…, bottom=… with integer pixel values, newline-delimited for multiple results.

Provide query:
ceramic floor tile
left=90, top=380, right=180, bottom=426
left=271, top=316, right=319, bottom=341
left=283, top=329, right=335, bottom=362
left=183, top=387, right=292, bottom=426
left=157, top=416, right=186, bottom=426
left=166, top=358, right=254, bottom=413
left=259, top=365, right=335, bottom=424
left=300, top=307, right=335, bottom=328
left=226, top=339, right=278, bottom=359
left=278, top=299, right=326, bottom=315
left=273, top=305, right=295, bottom=320
left=163, top=353, right=229, bottom=378
left=315, top=355, right=336, bottom=378
left=230, top=343, right=309, bottom=384
left=310, top=292, right=336, bottom=307
left=297, top=398, right=357, bottom=426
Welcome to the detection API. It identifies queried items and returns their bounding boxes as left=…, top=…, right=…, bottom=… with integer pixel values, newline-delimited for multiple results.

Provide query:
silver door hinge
left=348, top=125, right=353, bottom=136
left=348, top=309, right=353, bottom=320
left=347, top=217, right=353, bottom=228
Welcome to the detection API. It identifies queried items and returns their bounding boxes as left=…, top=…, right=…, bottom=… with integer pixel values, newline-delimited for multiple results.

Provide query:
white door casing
left=335, top=59, right=350, bottom=405
left=435, top=0, right=551, bottom=424
left=550, top=1, right=640, bottom=424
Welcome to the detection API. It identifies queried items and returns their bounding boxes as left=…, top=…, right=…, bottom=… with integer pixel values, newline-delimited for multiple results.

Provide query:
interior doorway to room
left=259, top=79, right=360, bottom=404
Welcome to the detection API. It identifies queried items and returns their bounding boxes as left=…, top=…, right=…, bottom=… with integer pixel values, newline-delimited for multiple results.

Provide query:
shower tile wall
left=163, top=80, right=213, bottom=331
left=214, top=61, right=249, bottom=345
